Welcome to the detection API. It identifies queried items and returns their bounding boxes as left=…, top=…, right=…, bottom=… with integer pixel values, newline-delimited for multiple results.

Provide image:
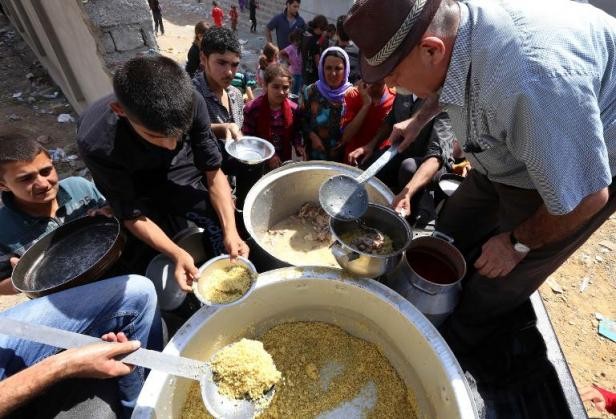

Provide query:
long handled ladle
left=0, top=318, right=273, bottom=418
left=319, top=145, right=398, bottom=221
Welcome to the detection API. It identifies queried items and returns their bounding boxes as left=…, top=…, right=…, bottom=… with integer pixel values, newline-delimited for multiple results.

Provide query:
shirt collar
left=440, top=2, right=471, bottom=108
left=1, top=182, right=70, bottom=223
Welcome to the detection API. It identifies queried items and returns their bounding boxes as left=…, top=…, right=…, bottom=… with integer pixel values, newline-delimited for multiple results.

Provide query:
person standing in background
left=266, top=0, right=305, bottom=49
left=212, top=1, right=224, bottom=27
left=249, top=0, right=258, bottom=33
left=186, top=21, right=209, bottom=78
left=280, top=29, right=304, bottom=96
left=230, top=5, right=239, bottom=32
left=148, top=0, right=164, bottom=36
left=238, top=0, right=246, bottom=13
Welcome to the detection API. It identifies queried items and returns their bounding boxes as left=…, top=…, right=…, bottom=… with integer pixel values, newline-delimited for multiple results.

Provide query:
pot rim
left=405, top=236, right=467, bottom=288
left=330, top=203, right=413, bottom=259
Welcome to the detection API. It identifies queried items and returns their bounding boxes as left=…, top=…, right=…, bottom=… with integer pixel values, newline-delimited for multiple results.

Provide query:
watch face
left=514, top=242, right=531, bottom=253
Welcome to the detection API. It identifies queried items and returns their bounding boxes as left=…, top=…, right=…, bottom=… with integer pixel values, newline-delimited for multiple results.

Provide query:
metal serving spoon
left=0, top=318, right=273, bottom=418
left=319, top=145, right=398, bottom=221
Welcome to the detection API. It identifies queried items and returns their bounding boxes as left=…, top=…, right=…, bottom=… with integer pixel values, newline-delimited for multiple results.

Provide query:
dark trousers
left=250, top=12, right=257, bottom=32
left=152, top=11, right=164, bottom=34
left=436, top=170, right=616, bottom=354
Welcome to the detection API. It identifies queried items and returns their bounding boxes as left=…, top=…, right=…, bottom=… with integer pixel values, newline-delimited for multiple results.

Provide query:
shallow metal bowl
left=225, top=136, right=275, bottom=165
left=193, top=255, right=258, bottom=307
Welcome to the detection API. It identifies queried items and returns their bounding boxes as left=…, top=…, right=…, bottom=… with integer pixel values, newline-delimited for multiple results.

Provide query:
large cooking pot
left=243, top=161, right=394, bottom=271
left=12, top=215, right=125, bottom=298
left=386, top=233, right=467, bottom=326
left=132, top=267, right=477, bottom=419
left=330, top=203, right=413, bottom=277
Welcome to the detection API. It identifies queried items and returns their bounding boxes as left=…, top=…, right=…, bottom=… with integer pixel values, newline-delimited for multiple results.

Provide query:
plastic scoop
left=319, top=145, right=398, bottom=221
left=0, top=318, right=273, bottom=418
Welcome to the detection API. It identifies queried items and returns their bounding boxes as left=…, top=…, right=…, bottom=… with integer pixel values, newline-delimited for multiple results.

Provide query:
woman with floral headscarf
left=300, top=46, right=352, bottom=161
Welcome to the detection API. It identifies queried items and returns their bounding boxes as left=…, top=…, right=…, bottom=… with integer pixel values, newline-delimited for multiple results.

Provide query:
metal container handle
left=408, top=275, right=439, bottom=296
left=330, top=242, right=360, bottom=262
left=431, top=231, right=454, bottom=244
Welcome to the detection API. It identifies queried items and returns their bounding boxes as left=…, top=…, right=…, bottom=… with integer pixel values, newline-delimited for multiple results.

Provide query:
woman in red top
left=211, top=1, right=224, bottom=27
left=229, top=5, right=239, bottom=32
left=243, top=64, right=304, bottom=170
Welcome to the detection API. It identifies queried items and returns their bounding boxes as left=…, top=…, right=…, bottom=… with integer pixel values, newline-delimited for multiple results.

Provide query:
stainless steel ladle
left=0, top=318, right=273, bottom=418
left=319, top=145, right=398, bottom=221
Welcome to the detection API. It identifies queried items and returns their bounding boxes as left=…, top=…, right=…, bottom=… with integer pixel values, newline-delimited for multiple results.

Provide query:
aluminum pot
left=242, top=161, right=394, bottom=271
left=386, top=233, right=466, bottom=326
left=132, top=267, right=477, bottom=419
left=330, top=203, right=413, bottom=277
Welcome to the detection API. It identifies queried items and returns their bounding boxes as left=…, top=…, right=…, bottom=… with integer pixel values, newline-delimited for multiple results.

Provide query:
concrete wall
left=0, top=0, right=157, bottom=114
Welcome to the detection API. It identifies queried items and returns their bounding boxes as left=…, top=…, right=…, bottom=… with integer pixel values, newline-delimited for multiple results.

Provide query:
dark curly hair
left=200, top=26, right=241, bottom=56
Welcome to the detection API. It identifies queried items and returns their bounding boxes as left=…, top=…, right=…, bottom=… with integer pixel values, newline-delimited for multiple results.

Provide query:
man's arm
left=265, top=27, right=273, bottom=43
left=392, top=157, right=440, bottom=216
left=210, top=122, right=242, bottom=140
left=0, top=336, right=138, bottom=416
left=475, top=188, right=609, bottom=278
left=204, top=169, right=249, bottom=259
left=123, top=217, right=197, bottom=291
left=391, top=93, right=442, bottom=152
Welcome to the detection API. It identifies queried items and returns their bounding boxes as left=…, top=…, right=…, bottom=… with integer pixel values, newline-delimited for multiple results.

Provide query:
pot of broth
left=329, top=203, right=413, bottom=277
left=242, top=161, right=394, bottom=271
left=385, top=232, right=466, bottom=326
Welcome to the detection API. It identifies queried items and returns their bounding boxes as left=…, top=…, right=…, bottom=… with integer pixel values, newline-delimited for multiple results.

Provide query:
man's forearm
left=210, top=123, right=230, bottom=139
left=265, top=28, right=272, bottom=43
left=123, top=217, right=185, bottom=260
left=402, top=157, right=440, bottom=198
left=206, top=169, right=238, bottom=234
left=0, top=354, right=67, bottom=415
left=514, top=188, right=609, bottom=249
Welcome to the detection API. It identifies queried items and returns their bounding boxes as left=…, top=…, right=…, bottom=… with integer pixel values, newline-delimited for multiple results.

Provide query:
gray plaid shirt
left=440, top=0, right=616, bottom=215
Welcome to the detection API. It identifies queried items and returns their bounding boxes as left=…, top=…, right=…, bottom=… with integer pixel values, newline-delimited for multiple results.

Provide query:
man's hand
left=62, top=336, right=141, bottom=380
left=391, top=117, right=422, bottom=153
left=580, top=386, right=607, bottom=412
left=358, top=82, right=372, bottom=107
left=224, top=231, right=249, bottom=260
left=172, top=250, right=199, bottom=292
left=474, top=232, right=527, bottom=278
left=294, top=145, right=306, bottom=160
left=268, top=153, right=282, bottom=170
left=87, top=206, right=114, bottom=218
left=9, top=257, right=19, bottom=269
left=392, top=191, right=411, bottom=217
left=309, top=132, right=325, bottom=152
left=225, top=123, right=243, bottom=140
left=348, top=144, right=375, bottom=166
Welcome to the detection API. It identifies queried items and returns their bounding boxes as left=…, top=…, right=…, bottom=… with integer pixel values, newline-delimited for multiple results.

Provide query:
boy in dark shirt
left=77, top=55, right=248, bottom=292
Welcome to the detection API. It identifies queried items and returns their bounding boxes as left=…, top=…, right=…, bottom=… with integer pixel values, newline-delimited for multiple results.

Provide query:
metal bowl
left=193, top=255, right=258, bottom=307
left=243, top=161, right=395, bottom=271
left=330, top=203, right=413, bottom=277
left=225, top=136, right=275, bottom=165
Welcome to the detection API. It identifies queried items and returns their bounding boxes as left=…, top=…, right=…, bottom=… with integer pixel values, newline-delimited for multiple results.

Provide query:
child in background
left=185, top=21, right=209, bottom=78
left=243, top=64, right=304, bottom=170
left=319, top=24, right=336, bottom=53
left=212, top=1, right=224, bottom=27
left=280, top=29, right=303, bottom=96
left=229, top=5, right=239, bottom=32
left=257, top=42, right=279, bottom=88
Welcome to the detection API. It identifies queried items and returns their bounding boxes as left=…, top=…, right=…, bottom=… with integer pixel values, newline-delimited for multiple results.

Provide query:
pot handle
left=431, top=231, right=454, bottom=244
left=408, top=278, right=438, bottom=296
left=330, top=242, right=360, bottom=262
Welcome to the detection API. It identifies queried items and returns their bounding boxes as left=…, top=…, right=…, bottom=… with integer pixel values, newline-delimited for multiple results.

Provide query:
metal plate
left=225, top=136, right=275, bottom=165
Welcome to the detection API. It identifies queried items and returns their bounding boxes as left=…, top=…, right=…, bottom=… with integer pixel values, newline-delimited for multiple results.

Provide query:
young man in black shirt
left=77, top=55, right=248, bottom=292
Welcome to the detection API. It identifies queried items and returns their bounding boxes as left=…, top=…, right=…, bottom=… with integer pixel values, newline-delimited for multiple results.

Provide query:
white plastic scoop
left=319, top=145, right=398, bottom=221
left=0, top=318, right=273, bottom=418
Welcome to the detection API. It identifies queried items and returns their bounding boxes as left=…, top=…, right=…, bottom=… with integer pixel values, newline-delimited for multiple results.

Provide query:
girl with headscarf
left=300, top=46, right=352, bottom=161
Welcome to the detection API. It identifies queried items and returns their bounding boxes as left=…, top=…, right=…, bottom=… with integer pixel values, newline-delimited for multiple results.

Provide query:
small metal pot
left=329, top=204, right=413, bottom=277
left=385, top=232, right=466, bottom=326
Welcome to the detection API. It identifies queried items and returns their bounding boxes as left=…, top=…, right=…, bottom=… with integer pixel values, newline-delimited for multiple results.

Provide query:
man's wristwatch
left=510, top=232, right=531, bottom=254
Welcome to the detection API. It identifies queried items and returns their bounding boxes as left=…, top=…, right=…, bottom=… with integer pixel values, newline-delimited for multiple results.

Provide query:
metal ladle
left=319, top=145, right=398, bottom=221
left=0, top=318, right=273, bottom=418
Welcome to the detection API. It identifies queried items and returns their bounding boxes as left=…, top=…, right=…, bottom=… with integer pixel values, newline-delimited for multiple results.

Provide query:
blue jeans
left=292, top=74, right=303, bottom=96
left=0, top=275, right=162, bottom=417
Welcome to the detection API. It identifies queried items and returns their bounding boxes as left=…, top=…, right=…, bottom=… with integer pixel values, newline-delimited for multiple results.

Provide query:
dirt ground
left=0, top=2, right=614, bottom=417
